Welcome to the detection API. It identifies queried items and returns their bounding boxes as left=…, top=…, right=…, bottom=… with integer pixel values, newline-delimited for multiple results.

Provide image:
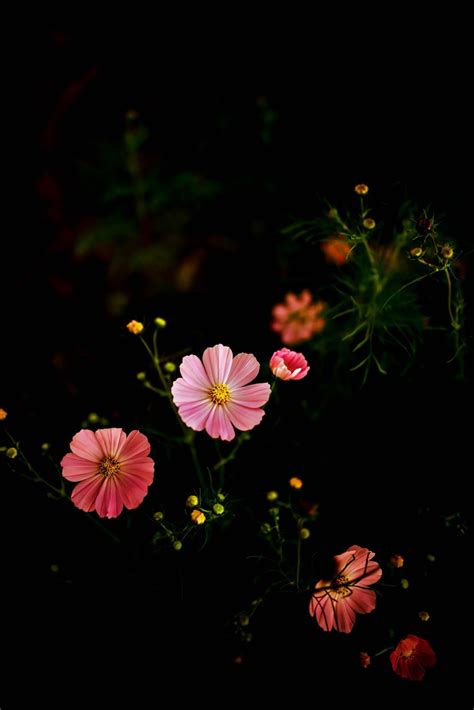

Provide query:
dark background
left=2, top=29, right=471, bottom=700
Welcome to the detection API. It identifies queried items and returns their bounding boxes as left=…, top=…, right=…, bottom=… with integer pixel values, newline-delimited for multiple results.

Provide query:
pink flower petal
left=120, top=458, right=155, bottom=484
left=231, top=383, right=271, bottom=408
left=179, top=354, right=211, bottom=388
left=171, top=378, right=209, bottom=406
left=71, top=475, right=104, bottom=513
left=205, top=404, right=235, bottom=441
left=227, top=353, right=260, bottom=388
left=61, top=453, right=98, bottom=481
left=177, top=400, right=213, bottom=431
left=69, top=430, right=104, bottom=462
left=346, top=587, right=377, bottom=614
left=94, top=478, right=124, bottom=519
left=334, top=601, right=356, bottom=633
left=116, top=474, right=150, bottom=510
left=310, top=592, right=336, bottom=632
left=225, top=401, right=265, bottom=431
left=343, top=547, right=382, bottom=585
left=119, top=430, right=152, bottom=461
left=95, top=428, right=127, bottom=459
left=202, top=344, right=234, bottom=384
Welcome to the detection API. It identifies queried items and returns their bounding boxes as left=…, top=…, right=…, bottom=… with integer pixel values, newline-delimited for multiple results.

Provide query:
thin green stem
left=361, top=235, right=375, bottom=268
left=296, top=537, right=302, bottom=590
left=381, top=268, right=442, bottom=311
left=373, top=646, right=394, bottom=658
left=445, top=269, right=459, bottom=329
left=7, top=436, right=119, bottom=543
left=139, top=335, right=207, bottom=493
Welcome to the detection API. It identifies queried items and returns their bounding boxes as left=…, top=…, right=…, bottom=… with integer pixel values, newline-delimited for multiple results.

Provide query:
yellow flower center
left=98, top=457, right=121, bottom=478
left=328, top=573, right=352, bottom=600
left=209, top=383, right=231, bottom=405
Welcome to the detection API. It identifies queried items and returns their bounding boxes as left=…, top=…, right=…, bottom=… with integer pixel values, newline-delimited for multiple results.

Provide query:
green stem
left=139, top=335, right=207, bottom=493
left=14, top=446, right=66, bottom=499
left=372, top=646, right=393, bottom=658
left=361, top=235, right=375, bottom=268
left=296, top=537, right=302, bottom=590
left=8, top=437, right=119, bottom=543
left=445, top=269, right=459, bottom=329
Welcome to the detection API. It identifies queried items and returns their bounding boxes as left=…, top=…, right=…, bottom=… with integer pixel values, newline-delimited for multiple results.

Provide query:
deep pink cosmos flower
left=309, top=545, right=382, bottom=633
left=271, top=290, right=326, bottom=345
left=390, top=635, right=437, bottom=681
left=270, top=348, right=309, bottom=380
left=171, top=344, right=271, bottom=442
left=61, top=428, right=154, bottom=518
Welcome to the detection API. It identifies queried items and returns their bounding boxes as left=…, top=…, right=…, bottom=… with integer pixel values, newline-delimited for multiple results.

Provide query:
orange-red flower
left=359, top=652, right=371, bottom=668
left=321, top=238, right=351, bottom=266
left=390, top=635, right=436, bottom=681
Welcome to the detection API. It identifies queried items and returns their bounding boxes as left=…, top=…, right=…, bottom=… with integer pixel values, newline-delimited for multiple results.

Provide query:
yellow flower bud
left=0, top=408, right=7, bottom=420
left=354, top=184, right=369, bottom=195
left=269, top=507, right=280, bottom=518
left=136, top=371, right=147, bottom=381
left=154, top=317, right=167, bottom=328
left=327, top=208, right=339, bottom=219
left=190, top=509, right=206, bottom=525
left=266, top=490, right=279, bottom=501
left=173, top=541, right=183, bottom=551
left=401, top=578, right=409, bottom=590
left=153, top=511, right=164, bottom=522
left=441, top=244, right=454, bottom=260
left=426, top=553, right=436, bottom=562
left=418, top=610, right=430, bottom=622
left=164, top=362, right=176, bottom=373
left=299, top=528, right=311, bottom=540
left=289, top=477, right=303, bottom=490
left=410, top=247, right=423, bottom=258
left=239, top=614, right=250, bottom=627
left=363, top=218, right=376, bottom=230
left=217, top=492, right=226, bottom=501
left=88, top=412, right=99, bottom=423
left=186, top=495, right=199, bottom=508
left=260, top=522, right=272, bottom=534
left=213, top=503, right=225, bottom=515
left=126, top=320, right=144, bottom=335
left=41, top=442, right=51, bottom=451
left=50, top=564, right=59, bottom=573
left=6, top=447, right=18, bottom=459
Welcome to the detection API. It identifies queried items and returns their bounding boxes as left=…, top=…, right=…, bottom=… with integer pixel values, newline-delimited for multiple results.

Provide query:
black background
left=2, top=28, right=472, bottom=701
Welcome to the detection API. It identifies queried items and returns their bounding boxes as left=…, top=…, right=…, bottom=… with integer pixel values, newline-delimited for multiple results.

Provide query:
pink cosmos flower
left=171, top=344, right=271, bottom=442
left=271, top=290, right=326, bottom=345
left=309, top=545, right=382, bottom=633
left=270, top=348, right=309, bottom=380
left=61, top=428, right=155, bottom=519
left=390, top=635, right=436, bottom=681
